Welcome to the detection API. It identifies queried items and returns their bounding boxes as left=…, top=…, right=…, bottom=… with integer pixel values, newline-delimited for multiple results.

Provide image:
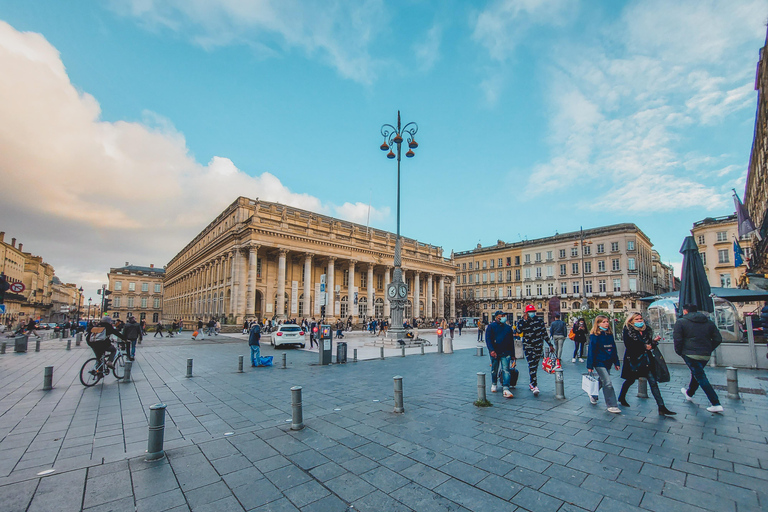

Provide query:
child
left=586, top=315, right=621, bottom=414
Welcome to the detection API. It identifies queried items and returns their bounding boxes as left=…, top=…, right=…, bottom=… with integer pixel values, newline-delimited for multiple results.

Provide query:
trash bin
left=63, top=328, right=69, bottom=338
left=336, top=342, right=347, bottom=364
left=14, top=335, right=28, bottom=353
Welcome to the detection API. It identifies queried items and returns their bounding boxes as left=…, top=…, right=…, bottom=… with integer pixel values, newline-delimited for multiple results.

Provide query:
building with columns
left=163, top=197, right=457, bottom=325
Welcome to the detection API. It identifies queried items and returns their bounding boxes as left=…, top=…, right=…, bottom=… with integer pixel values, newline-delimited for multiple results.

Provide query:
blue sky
left=0, top=0, right=765, bottom=300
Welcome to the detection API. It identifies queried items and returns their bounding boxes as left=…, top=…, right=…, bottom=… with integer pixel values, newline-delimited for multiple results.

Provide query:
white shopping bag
left=582, top=373, right=599, bottom=396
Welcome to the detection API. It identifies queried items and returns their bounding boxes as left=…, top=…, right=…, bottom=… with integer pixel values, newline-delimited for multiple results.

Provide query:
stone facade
left=691, top=215, right=753, bottom=289
left=106, top=264, right=165, bottom=323
left=163, top=197, right=457, bottom=325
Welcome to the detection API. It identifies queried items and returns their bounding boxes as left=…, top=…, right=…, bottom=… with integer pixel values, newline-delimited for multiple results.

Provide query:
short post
left=476, top=346, right=483, bottom=357
left=477, top=372, right=487, bottom=402
left=146, top=403, right=167, bottom=461
left=726, top=367, right=740, bottom=400
left=282, top=353, right=287, bottom=369
left=291, top=386, right=304, bottom=430
left=123, top=360, right=132, bottom=382
left=76, top=332, right=82, bottom=346
left=554, top=368, right=565, bottom=399
left=437, top=332, right=444, bottom=353
left=420, top=344, right=425, bottom=355
left=353, top=348, right=358, bottom=362
left=393, top=376, right=404, bottom=413
left=380, top=347, right=385, bottom=360
left=186, top=358, right=193, bottom=378
left=66, top=339, right=71, bottom=351
left=238, top=355, right=244, bottom=373
left=637, top=377, right=648, bottom=398
left=401, top=346, right=406, bottom=357
left=43, top=366, right=53, bottom=391
left=1, top=341, right=5, bottom=354
left=35, top=338, right=41, bottom=352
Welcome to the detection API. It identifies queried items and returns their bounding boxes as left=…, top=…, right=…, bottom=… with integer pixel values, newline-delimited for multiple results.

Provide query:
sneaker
left=491, top=385, right=498, bottom=393
left=607, top=407, right=621, bottom=414
left=503, top=389, right=514, bottom=398
left=571, top=358, right=576, bottom=363
left=530, top=384, right=536, bottom=393
left=578, top=358, right=585, bottom=363
left=533, top=386, right=540, bottom=396
left=590, top=396, right=598, bottom=405
left=706, top=405, right=724, bottom=413
left=681, top=387, right=693, bottom=402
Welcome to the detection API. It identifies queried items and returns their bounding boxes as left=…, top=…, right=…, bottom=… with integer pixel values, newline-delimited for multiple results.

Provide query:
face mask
left=528, top=313, right=535, bottom=318
left=500, top=317, right=507, bottom=324
left=633, top=321, right=645, bottom=328
left=599, top=325, right=608, bottom=331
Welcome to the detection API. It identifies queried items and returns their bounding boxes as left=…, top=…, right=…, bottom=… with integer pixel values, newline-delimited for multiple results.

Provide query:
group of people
left=484, top=303, right=725, bottom=415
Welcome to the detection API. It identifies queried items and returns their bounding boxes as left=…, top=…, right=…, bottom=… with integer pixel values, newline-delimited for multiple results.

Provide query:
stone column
left=246, top=245, right=258, bottom=317
left=277, top=249, right=287, bottom=319
left=383, top=267, right=391, bottom=319
left=367, top=264, right=374, bottom=320
left=438, top=277, right=445, bottom=320
left=348, top=260, right=356, bottom=321
left=414, top=271, right=421, bottom=319
left=327, top=257, right=336, bottom=319
left=303, top=254, right=312, bottom=318
left=450, top=278, right=456, bottom=320
left=229, top=251, right=238, bottom=316
left=427, top=274, right=433, bottom=319
left=238, top=249, right=248, bottom=319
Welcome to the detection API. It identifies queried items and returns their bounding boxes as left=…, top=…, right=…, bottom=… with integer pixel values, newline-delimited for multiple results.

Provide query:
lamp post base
left=387, top=327, right=408, bottom=342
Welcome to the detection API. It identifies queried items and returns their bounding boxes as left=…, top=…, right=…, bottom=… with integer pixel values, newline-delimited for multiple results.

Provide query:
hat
left=101, top=315, right=113, bottom=324
left=493, top=310, right=504, bottom=318
left=525, top=304, right=536, bottom=313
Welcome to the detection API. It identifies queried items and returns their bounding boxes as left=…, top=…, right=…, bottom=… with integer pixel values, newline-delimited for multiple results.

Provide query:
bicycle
left=79, top=342, right=127, bottom=387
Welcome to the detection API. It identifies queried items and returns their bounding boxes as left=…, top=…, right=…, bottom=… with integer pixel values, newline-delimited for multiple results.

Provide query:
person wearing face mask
left=516, top=305, right=552, bottom=396
left=586, top=315, right=621, bottom=413
left=617, top=313, right=676, bottom=416
left=484, top=310, right=516, bottom=398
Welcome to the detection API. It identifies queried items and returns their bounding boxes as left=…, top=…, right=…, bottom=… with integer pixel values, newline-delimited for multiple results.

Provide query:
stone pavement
left=0, top=331, right=767, bottom=512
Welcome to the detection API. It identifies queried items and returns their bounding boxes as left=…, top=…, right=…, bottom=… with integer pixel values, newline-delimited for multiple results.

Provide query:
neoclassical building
left=163, top=197, right=457, bottom=325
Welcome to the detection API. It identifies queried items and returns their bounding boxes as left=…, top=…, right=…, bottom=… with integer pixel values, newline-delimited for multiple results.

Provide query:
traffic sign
left=9, top=282, right=25, bottom=293
left=0, top=305, right=5, bottom=314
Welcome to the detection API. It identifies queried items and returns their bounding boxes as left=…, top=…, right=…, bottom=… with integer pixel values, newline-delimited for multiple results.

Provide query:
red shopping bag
left=542, top=347, right=556, bottom=374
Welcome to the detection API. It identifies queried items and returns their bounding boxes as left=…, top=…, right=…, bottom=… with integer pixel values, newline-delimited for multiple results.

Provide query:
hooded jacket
left=673, top=312, right=722, bottom=357
left=122, top=318, right=143, bottom=341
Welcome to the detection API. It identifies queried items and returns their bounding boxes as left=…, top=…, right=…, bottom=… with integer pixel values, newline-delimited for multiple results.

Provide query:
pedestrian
left=571, top=318, right=588, bottom=362
left=516, top=305, right=553, bottom=396
left=122, top=315, right=142, bottom=361
left=309, top=318, right=317, bottom=348
left=177, top=320, right=183, bottom=334
left=485, top=310, right=516, bottom=398
left=25, top=317, right=37, bottom=337
left=140, top=319, right=147, bottom=336
left=457, top=320, right=463, bottom=336
left=448, top=320, right=456, bottom=338
left=169, top=320, right=177, bottom=338
left=618, top=312, right=676, bottom=415
left=586, top=315, right=622, bottom=414
left=549, top=314, right=567, bottom=368
left=477, top=319, right=484, bottom=342
left=674, top=304, right=724, bottom=413
left=206, top=318, right=216, bottom=336
left=248, top=323, right=262, bottom=367
left=197, top=318, right=204, bottom=338
left=154, top=321, right=164, bottom=337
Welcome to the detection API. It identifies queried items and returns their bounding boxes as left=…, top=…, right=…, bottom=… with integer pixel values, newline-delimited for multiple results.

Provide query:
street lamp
left=77, top=287, right=83, bottom=322
left=380, top=111, right=418, bottom=340
left=87, top=297, right=92, bottom=321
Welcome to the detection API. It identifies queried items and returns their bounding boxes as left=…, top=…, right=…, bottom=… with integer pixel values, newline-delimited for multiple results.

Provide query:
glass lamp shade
left=380, top=142, right=389, bottom=151
left=408, top=140, right=418, bottom=149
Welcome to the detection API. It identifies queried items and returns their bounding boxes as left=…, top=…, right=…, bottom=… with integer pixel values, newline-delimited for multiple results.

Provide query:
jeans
left=552, top=336, right=565, bottom=360
left=490, top=355, right=500, bottom=384
left=154, top=331, right=163, bottom=337
left=573, top=340, right=585, bottom=358
left=129, top=339, right=137, bottom=358
left=477, top=329, right=484, bottom=342
left=490, top=354, right=512, bottom=391
left=250, top=344, right=261, bottom=366
left=619, top=372, right=665, bottom=407
left=593, top=366, right=618, bottom=408
left=683, top=356, right=720, bottom=406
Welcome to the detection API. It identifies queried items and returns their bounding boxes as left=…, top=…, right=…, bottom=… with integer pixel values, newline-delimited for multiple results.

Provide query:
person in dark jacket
left=586, top=315, right=621, bottom=413
left=674, top=304, right=723, bottom=413
left=154, top=322, right=164, bottom=337
left=549, top=314, right=567, bottom=367
left=122, top=315, right=143, bottom=360
left=617, top=313, right=675, bottom=415
left=87, top=316, right=127, bottom=367
left=517, top=305, right=552, bottom=396
left=572, top=318, right=588, bottom=362
left=248, top=323, right=262, bottom=367
left=485, top=310, right=516, bottom=398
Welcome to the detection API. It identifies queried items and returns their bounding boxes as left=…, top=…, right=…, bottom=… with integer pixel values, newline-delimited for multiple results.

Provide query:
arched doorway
left=374, top=298, right=384, bottom=319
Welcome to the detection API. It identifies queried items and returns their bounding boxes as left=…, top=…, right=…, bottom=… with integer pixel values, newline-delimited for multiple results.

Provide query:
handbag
left=542, top=347, right=556, bottom=374
left=568, top=329, right=575, bottom=340
left=651, top=347, right=670, bottom=383
left=582, top=373, right=599, bottom=395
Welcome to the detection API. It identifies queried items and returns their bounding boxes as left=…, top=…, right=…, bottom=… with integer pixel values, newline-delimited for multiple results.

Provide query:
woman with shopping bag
left=618, top=313, right=676, bottom=416
left=586, top=315, right=622, bottom=414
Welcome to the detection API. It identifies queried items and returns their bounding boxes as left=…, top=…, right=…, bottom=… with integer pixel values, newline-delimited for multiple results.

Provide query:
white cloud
left=414, top=24, right=442, bottom=72
left=333, top=202, right=390, bottom=226
left=0, top=20, right=387, bottom=297
left=110, top=0, right=387, bottom=84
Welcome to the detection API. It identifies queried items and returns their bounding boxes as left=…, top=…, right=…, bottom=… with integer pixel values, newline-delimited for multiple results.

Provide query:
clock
left=387, top=284, right=397, bottom=298
left=398, top=284, right=408, bottom=298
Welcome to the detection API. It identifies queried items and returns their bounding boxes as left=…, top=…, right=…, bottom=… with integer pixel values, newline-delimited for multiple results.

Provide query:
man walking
left=122, top=315, right=142, bottom=360
left=154, top=321, right=164, bottom=337
left=477, top=319, right=484, bottom=342
left=249, top=323, right=262, bottom=367
left=674, top=304, right=723, bottom=413
left=517, top=305, right=553, bottom=396
left=485, top=310, right=516, bottom=398
left=549, top=314, right=567, bottom=368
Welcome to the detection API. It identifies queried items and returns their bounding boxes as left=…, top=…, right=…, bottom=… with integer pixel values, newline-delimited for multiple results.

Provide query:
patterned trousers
left=524, top=342, right=544, bottom=387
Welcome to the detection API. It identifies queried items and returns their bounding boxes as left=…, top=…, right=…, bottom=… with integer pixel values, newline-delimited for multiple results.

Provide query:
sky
left=0, top=0, right=765, bottom=302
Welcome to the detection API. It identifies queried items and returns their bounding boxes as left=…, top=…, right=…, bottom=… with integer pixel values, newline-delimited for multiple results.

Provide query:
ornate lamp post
left=87, top=297, right=92, bottom=321
left=380, top=111, right=418, bottom=340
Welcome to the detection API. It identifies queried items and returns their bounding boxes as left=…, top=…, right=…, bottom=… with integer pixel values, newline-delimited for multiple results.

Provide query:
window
left=525, top=268, right=531, bottom=279
left=115, top=281, right=122, bottom=291
left=629, top=278, right=637, bottom=292
left=127, top=297, right=135, bottom=308
left=498, top=271, right=503, bottom=282
left=697, top=235, right=705, bottom=245
left=469, top=262, right=473, bottom=270
left=546, top=251, right=553, bottom=260
left=483, top=260, right=488, bottom=269
left=506, top=270, right=512, bottom=281
left=598, top=260, right=606, bottom=272
left=613, top=279, right=621, bottom=292
left=572, top=263, right=579, bottom=274
left=560, top=282, right=567, bottom=294
left=257, top=259, right=262, bottom=278
left=483, top=273, right=488, bottom=283
left=462, top=275, right=467, bottom=284
left=154, top=283, right=161, bottom=293
left=490, top=272, right=495, bottom=283
left=525, top=284, right=532, bottom=296
left=462, top=290, right=467, bottom=299
left=560, top=264, right=567, bottom=276
left=141, top=297, right=147, bottom=308
left=517, top=302, right=522, bottom=309
left=343, top=270, right=349, bottom=287
left=597, top=243, right=605, bottom=254
left=572, top=282, right=580, bottom=294
left=535, top=252, right=542, bottom=262
left=360, top=273, right=367, bottom=289
left=700, top=252, right=707, bottom=266
left=152, top=313, right=159, bottom=322
left=536, top=284, right=542, bottom=295
left=611, top=242, right=619, bottom=252
left=584, top=261, right=592, bottom=273
left=612, top=259, right=621, bottom=271
left=571, top=247, right=578, bottom=257
left=140, top=282, right=148, bottom=292
left=716, top=231, right=727, bottom=242
left=113, top=312, right=120, bottom=318
left=585, top=281, right=593, bottom=293
left=559, top=249, right=566, bottom=258
left=627, top=240, right=635, bottom=251
left=113, top=297, right=121, bottom=308
left=468, top=274, right=474, bottom=284
left=598, top=280, right=606, bottom=293
left=718, top=250, right=729, bottom=264
left=498, top=258, right=503, bottom=267
left=515, top=269, right=521, bottom=281
left=628, top=258, right=636, bottom=271
left=128, top=282, right=136, bottom=291
left=720, top=274, right=731, bottom=287
left=377, top=275, right=383, bottom=289
left=536, top=267, right=542, bottom=278
left=490, top=259, right=495, bottom=269
left=515, top=256, right=521, bottom=265
left=506, top=257, right=511, bottom=266
left=546, top=266, right=554, bottom=277
left=524, top=254, right=531, bottom=263
left=583, top=245, right=591, bottom=256
left=507, top=286, right=512, bottom=297
left=462, top=263, right=466, bottom=270
left=140, top=312, right=146, bottom=320
left=154, top=298, right=160, bottom=308
left=547, top=283, right=554, bottom=295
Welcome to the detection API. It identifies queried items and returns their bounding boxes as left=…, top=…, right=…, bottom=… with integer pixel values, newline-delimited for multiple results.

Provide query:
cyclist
left=87, top=316, right=127, bottom=368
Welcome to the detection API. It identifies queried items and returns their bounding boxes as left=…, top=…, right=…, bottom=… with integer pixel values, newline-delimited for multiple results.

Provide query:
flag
left=734, top=240, right=744, bottom=267
left=733, top=190, right=757, bottom=238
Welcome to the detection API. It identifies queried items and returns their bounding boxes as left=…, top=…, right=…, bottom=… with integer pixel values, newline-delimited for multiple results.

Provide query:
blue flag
left=734, top=240, right=744, bottom=267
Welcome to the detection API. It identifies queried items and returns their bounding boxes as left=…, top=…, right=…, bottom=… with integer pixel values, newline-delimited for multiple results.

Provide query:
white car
left=271, top=325, right=306, bottom=348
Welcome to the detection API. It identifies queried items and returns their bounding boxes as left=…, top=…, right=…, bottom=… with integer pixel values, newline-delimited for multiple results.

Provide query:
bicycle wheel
left=80, top=358, right=103, bottom=387
left=112, top=353, right=125, bottom=379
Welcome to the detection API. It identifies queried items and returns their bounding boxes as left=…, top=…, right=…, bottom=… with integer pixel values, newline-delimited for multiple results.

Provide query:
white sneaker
left=707, top=405, right=724, bottom=413
left=578, top=358, right=585, bottom=363
left=503, top=389, right=514, bottom=398
left=607, top=407, right=621, bottom=414
left=681, top=388, right=693, bottom=402
left=571, top=358, right=576, bottom=363
left=590, top=396, right=598, bottom=405
left=533, top=386, right=540, bottom=396
left=491, top=385, right=498, bottom=393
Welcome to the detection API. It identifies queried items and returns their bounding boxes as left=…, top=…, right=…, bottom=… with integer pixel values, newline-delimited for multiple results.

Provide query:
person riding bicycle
left=87, top=316, right=127, bottom=368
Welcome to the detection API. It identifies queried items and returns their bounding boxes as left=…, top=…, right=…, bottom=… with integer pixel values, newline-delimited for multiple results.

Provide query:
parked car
left=271, top=325, right=306, bottom=348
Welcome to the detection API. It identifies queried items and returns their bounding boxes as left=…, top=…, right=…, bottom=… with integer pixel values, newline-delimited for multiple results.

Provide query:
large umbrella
left=678, top=236, right=714, bottom=313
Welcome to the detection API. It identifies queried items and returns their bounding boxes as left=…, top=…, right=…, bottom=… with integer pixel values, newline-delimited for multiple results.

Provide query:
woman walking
left=618, top=313, right=676, bottom=416
left=571, top=318, right=588, bottom=362
left=586, top=315, right=621, bottom=414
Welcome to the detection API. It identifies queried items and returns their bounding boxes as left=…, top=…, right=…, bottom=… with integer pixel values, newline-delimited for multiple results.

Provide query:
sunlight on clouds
left=333, top=202, right=390, bottom=226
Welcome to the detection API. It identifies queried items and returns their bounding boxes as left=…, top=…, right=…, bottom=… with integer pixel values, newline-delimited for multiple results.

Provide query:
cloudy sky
left=0, top=0, right=765, bottom=301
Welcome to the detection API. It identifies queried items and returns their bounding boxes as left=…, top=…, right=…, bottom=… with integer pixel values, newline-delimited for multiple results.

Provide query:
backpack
left=90, top=326, right=107, bottom=343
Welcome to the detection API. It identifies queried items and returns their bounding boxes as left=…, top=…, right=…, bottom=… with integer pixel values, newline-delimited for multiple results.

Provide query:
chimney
left=11, top=238, right=16, bottom=248
left=0, top=232, right=4, bottom=243
left=150, top=264, right=154, bottom=268
left=18, top=243, right=22, bottom=252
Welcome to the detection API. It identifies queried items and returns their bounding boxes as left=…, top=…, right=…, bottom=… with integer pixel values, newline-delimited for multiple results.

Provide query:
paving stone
left=360, top=465, right=410, bottom=493
left=684, top=474, right=760, bottom=509
left=434, top=478, right=509, bottom=510
left=136, top=488, right=187, bottom=512
left=83, top=495, right=135, bottom=512
left=341, top=456, right=379, bottom=475
left=438, top=460, right=488, bottom=485
left=510, top=485, right=564, bottom=512
left=184, top=480, right=232, bottom=509
left=325, top=473, right=376, bottom=502
left=595, top=496, right=645, bottom=512
left=308, top=462, right=346, bottom=483
left=580, top=474, right=644, bottom=507
left=541, top=477, right=603, bottom=511
left=390, top=482, right=468, bottom=512
left=286, top=450, right=330, bottom=471
left=281, top=479, right=329, bottom=508
left=474, top=473, right=522, bottom=501
left=543, top=463, right=587, bottom=486
left=662, top=481, right=735, bottom=512
left=399, top=462, right=451, bottom=490
left=302, top=493, right=353, bottom=512
left=505, top=466, right=550, bottom=489
left=249, top=497, right=299, bottom=511
left=84, top=469, right=133, bottom=508
left=1, top=479, right=39, bottom=512
left=264, top=464, right=311, bottom=491
left=193, top=495, right=244, bottom=512
left=231, top=478, right=280, bottom=510
left=28, top=469, right=86, bottom=512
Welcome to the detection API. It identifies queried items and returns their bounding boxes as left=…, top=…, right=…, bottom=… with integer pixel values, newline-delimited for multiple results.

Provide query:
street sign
left=60, top=305, right=70, bottom=312
left=320, top=274, right=326, bottom=285
left=9, top=282, right=24, bottom=293
left=320, top=283, right=325, bottom=293
left=0, top=305, right=5, bottom=314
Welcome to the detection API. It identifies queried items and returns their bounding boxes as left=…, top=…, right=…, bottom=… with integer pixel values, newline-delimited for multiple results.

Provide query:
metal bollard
left=35, top=339, right=41, bottom=352
left=66, top=339, right=71, bottom=351
left=186, top=358, right=193, bottom=378
left=401, top=346, right=406, bottom=357
left=554, top=368, right=565, bottom=399
left=477, top=372, right=487, bottom=402
left=43, top=366, right=53, bottom=391
left=282, top=353, right=287, bottom=369
left=123, top=360, right=132, bottom=382
left=476, top=346, right=484, bottom=357
left=393, top=376, right=404, bottom=413
left=726, top=367, right=740, bottom=400
left=353, top=348, right=358, bottom=362
left=146, top=403, right=167, bottom=460
left=238, top=355, right=244, bottom=373
left=420, top=344, right=425, bottom=355
left=76, top=332, right=82, bottom=346
left=437, top=334, right=443, bottom=353
left=637, top=377, right=648, bottom=398
left=1, top=341, right=5, bottom=354
left=291, top=386, right=304, bottom=430
left=380, top=347, right=385, bottom=360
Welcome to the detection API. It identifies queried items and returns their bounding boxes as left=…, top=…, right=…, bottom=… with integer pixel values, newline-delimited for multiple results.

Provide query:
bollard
left=380, top=347, right=385, bottom=360
left=146, top=403, right=167, bottom=460
left=637, top=377, right=648, bottom=398
left=476, top=346, right=484, bottom=357
left=1, top=341, right=5, bottom=354
left=353, top=348, right=358, bottom=362
left=76, top=332, right=82, bottom=346
left=420, top=344, right=425, bottom=355
left=437, top=334, right=444, bottom=353
left=291, top=386, right=304, bottom=430
left=554, top=368, right=565, bottom=399
left=393, top=376, right=404, bottom=413
left=43, top=366, right=53, bottom=391
left=282, top=353, right=287, bottom=369
left=35, top=339, right=41, bottom=352
left=477, top=372, right=487, bottom=402
left=123, top=360, right=132, bottom=382
left=238, top=355, right=244, bottom=373
left=186, top=358, right=193, bottom=378
left=401, top=346, right=406, bottom=357
left=726, top=367, right=740, bottom=400
left=66, top=339, right=71, bottom=351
